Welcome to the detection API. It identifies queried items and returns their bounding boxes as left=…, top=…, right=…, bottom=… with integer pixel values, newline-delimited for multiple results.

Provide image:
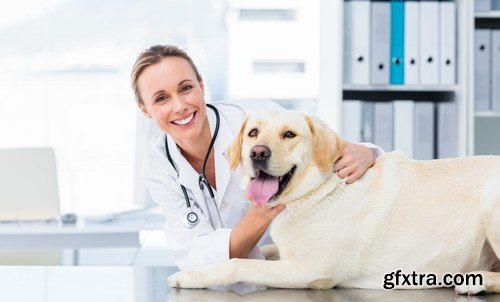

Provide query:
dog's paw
left=167, top=269, right=209, bottom=289
left=455, top=283, right=486, bottom=296
left=454, top=272, right=487, bottom=296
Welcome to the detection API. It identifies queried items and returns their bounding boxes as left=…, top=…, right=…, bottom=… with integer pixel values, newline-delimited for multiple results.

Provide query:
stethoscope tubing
left=164, top=103, right=224, bottom=229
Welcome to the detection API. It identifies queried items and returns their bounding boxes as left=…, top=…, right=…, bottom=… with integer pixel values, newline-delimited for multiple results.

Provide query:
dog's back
left=271, top=152, right=500, bottom=288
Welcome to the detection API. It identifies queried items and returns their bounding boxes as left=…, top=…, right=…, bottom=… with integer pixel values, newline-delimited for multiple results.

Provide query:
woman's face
left=137, top=56, right=206, bottom=142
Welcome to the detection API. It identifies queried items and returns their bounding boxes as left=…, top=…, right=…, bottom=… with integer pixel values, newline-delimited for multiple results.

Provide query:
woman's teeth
left=173, top=112, right=194, bottom=125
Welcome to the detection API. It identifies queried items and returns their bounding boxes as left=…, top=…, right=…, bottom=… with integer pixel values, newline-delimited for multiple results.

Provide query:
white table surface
left=0, top=266, right=498, bottom=302
left=0, top=219, right=165, bottom=249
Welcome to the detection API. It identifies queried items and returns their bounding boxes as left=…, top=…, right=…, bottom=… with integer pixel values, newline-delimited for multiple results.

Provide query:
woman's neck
left=176, top=116, right=212, bottom=167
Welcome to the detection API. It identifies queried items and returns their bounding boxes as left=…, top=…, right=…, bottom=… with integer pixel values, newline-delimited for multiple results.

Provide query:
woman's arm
left=229, top=203, right=285, bottom=259
left=334, top=141, right=384, bottom=184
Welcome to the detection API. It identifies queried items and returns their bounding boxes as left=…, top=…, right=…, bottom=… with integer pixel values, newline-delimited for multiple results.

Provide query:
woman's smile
left=172, top=111, right=197, bottom=127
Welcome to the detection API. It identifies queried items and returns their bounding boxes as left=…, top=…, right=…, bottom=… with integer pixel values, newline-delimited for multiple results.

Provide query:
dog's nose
left=250, top=145, right=271, bottom=164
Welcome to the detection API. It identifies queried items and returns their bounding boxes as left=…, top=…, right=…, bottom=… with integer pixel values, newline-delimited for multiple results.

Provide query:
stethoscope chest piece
left=166, top=103, right=223, bottom=229
left=182, top=208, right=199, bottom=228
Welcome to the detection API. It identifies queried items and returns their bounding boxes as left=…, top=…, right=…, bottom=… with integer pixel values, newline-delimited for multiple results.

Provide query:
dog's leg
left=481, top=228, right=500, bottom=294
left=456, top=177, right=500, bottom=295
left=455, top=271, right=500, bottom=295
left=260, top=244, right=280, bottom=260
left=167, top=259, right=335, bottom=289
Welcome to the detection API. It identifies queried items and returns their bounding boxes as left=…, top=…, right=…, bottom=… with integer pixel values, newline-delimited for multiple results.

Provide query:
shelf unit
left=475, top=111, right=500, bottom=117
left=475, top=11, right=500, bottom=19
left=473, top=7, right=500, bottom=156
left=318, top=0, right=477, bottom=158
left=342, top=85, right=459, bottom=92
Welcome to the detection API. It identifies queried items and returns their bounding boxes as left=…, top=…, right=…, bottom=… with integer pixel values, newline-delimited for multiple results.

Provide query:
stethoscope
left=164, top=103, right=224, bottom=229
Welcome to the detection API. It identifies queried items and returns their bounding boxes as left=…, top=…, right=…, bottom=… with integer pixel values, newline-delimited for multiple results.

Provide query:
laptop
left=0, top=148, right=60, bottom=222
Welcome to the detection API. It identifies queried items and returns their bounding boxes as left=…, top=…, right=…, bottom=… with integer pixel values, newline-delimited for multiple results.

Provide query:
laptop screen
left=0, top=148, right=60, bottom=221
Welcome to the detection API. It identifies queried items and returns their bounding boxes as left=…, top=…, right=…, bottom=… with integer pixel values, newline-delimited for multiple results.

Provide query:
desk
left=0, top=266, right=499, bottom=302
left=0, top=220, right=165, bottom=249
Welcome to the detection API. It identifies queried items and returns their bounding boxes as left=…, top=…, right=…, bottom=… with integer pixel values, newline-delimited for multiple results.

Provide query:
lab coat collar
left=208, top=104, right=232, bottom=204
left=167, top=104, right=233, bottom=207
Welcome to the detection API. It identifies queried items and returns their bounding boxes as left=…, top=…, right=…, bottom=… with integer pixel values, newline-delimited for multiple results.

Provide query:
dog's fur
left=168, top=110, right=500, bottom=294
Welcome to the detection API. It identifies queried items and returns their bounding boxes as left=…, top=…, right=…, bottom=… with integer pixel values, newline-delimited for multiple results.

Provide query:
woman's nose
left=171, top=96, right=188, bottom=114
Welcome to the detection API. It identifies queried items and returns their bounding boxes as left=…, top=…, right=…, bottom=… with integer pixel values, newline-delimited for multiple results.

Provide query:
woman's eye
left=283, top=131, right=296, bottom=138
left=156, top=96, right=167, bottom=103
left=181, top=85, right=192, bottom=92
left=248, top=128, right=258, bottom=137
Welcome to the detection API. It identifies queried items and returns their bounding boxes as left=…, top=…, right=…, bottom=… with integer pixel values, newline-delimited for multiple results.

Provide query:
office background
left=0, top=0, right=499, bottom=265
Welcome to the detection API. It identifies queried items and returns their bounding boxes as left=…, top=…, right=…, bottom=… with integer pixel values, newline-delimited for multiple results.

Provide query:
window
left=0, top=0, right=227, bottom=215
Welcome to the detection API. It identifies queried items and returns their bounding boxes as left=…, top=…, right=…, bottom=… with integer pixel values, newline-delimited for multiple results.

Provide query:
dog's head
left=227, top=110, right=344, bottom=206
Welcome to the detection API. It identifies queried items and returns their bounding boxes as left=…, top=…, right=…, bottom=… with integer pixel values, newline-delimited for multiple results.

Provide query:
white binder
left=404, top=0, right=420, bottom=85
left=344, top=0, right=371, bottom=85
left=361, top=102, right=375, bottom=142
left=374, top=102, right=394, bottom=152
left=342, top=100, right=363, bottom=143
left=419, top=0, right=440, bottom=85
left=394, top=100, right=415, bottom=158
left=492, top=30, right=500, bottom=112
left=371, top=0, right=391, bottom=85
left=414, top=102, right=435, bottom=160
left=493, top=0, right=500, bottom=10
left=475, top=29, right=491, bottom=111
left=439, top=0, right=456, bottom=85
left=476, top=0, right=492, bottom=11
left=437, top=102, right=457, bottom=158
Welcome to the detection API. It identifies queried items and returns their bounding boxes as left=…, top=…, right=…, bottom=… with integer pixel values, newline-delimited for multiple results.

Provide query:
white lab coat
left=141, top=100, right=384, bottom=270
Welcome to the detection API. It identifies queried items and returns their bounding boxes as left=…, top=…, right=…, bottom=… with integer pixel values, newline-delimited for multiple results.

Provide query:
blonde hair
left=130, top=45, right=202, bottom=104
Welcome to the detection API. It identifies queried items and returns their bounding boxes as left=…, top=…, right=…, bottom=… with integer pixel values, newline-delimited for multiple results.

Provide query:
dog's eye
left=248, top=128, right=259, bottom=137
left=283, top=131, right=296, bottom=139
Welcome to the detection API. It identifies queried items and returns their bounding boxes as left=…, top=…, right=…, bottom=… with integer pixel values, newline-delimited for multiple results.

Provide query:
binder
left=437, top=102, right=457, bottom=158
left=374, top=102, right=394, bottom=152
left=439, top=0, right=456, bottom=85
left=370, top=0, right=391, bottom=85
left=394, top=100, right=415, bottom=158
left=474, top=29, right=491, bottom=111
left=419, top=0, right=440, bottom=85
left=390, top=0, right=405, bottom=84
left=342, top=100, right=363, bottom=143
left=404, top=0, right=420, bottom=85
left=344, top=0, right=371, bottom=85
left=493, top=0, right=500, bottom=10
left=361, top=102, right=375, bottom=142
left=476, top=0, right=492, bottom=12
left=492, top=30, right=500, bottom=111
left=414, top=102, right=435, bottom=160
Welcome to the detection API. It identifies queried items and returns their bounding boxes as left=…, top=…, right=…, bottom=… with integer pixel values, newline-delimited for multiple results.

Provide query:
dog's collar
left=284, top=173, right=345, bottom=217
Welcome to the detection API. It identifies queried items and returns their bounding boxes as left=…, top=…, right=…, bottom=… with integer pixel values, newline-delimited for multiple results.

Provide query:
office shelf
left=475, top=12, right=500, bottom=19
left=319, top=0, right=471, bottom=157
left=342, top=84, right=459, bottom=102
left=342, top=84, right=459, bottom=92
left=475, top=111, right=500, bottom=117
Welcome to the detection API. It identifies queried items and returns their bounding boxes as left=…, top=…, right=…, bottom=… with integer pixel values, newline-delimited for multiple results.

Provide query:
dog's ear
left=227, top=117, right=249, bottom=171
left=304, top=115, right=344, bottom=172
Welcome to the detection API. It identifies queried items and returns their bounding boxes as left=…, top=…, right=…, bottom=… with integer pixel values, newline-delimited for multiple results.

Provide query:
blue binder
left=390, top=0, right=405, bottom=84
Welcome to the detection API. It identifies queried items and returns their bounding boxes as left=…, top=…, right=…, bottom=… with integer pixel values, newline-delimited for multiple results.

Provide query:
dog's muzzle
left=250, top=145, right=271, bottom=168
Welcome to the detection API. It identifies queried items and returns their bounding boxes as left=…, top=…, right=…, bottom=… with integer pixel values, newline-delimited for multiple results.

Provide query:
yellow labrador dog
left=168, top=110, right=500, bottom=295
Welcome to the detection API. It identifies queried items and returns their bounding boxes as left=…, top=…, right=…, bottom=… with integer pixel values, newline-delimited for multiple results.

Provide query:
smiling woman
left=130, top=45, right=383, bottom=270
left=137, top=55, right=209, bottom=156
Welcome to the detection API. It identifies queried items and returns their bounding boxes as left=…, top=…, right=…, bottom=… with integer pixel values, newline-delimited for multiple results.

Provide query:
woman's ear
left=138, top=103, right=152, bottom=119
left=227, top=117, right=248, bottom=171
left=304, top=115, right=344, bottom=172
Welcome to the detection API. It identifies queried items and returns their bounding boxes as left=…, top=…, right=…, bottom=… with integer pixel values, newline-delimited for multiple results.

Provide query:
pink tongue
left=247, top=171, right=279, bottom=206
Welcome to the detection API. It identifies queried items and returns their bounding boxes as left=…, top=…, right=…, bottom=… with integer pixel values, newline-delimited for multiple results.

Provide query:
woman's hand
left=247, top=202, right=285, bottom=223
left=229, top=202, right=285, bottom=259
left=334, top=141, right=375, bottom=184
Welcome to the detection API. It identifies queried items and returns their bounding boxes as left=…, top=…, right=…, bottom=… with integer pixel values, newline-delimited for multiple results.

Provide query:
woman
left=131, top=45, right=384, bottom=270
